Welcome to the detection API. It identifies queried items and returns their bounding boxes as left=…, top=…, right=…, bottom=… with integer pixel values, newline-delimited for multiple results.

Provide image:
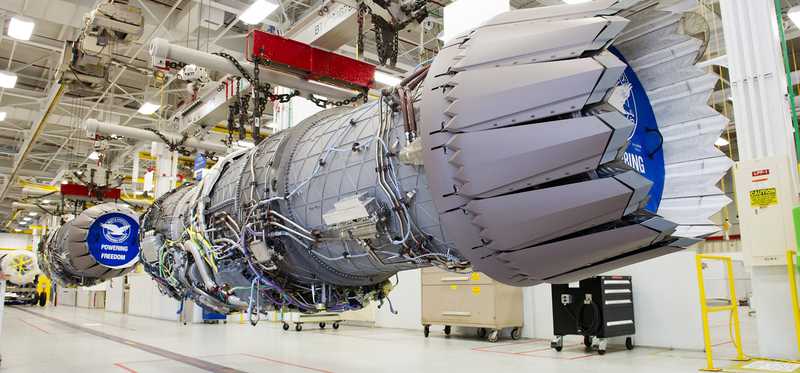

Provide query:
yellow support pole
left=725, top=258, right=746, bottom=362
left=787, top=250, right=800, bottom=356
left=696, top=255, right=720, bottom=372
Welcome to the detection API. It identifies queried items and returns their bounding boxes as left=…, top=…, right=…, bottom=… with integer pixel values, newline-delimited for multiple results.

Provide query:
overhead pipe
left=148, top=38, right=356, bottom=100
left=81, top=119, right=229, bottom=154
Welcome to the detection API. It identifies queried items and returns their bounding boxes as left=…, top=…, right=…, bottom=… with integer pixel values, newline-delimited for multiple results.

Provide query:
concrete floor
left=0, top=306, right=761, bottom=373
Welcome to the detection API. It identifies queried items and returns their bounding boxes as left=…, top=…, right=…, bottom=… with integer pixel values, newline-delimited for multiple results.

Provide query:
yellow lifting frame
left=695, top=254, right=748, bottom=372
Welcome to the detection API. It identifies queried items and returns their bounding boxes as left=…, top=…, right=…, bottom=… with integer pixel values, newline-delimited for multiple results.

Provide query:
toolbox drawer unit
left=421, top=267, right=523, bottom=342
left=550, top=276, right=636, bottom=355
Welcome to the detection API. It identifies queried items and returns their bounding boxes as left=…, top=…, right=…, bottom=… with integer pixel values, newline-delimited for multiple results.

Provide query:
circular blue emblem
left=609, top=47, right=666, bottom=213
left=87, top=212, right=140, bottom=268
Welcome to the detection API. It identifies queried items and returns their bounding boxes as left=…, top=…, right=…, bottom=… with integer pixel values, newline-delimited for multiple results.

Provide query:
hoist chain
left=309, top=91, right=368, bottom=109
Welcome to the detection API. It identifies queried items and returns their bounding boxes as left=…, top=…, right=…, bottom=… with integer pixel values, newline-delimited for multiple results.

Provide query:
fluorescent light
left=23, top=217, right=31, bottom=222
left=137, top=102, right=161, bottom=115
left=374, top=71, right=401, bottom=86
left=0, top=112, right=6, bottom=121
left=19, top=220, right=28, bottom=225
left=8, top=17, right=34, bottom=41
left=715, top=137, right=730, bottom=147
left=0, top=70, right=17, bottom=88
left=41, top=199, right=51, bottom=204
left=88, top=151, right=101, bottom=160
left=240, top=0, right=279, bottom=25
left=563, top=0, right=592, bottom=4
left=28, top=212, right=37, bottom=216
left=790, top=6, right=800, bottom=28
left=236, top=140, right=255, bottom=148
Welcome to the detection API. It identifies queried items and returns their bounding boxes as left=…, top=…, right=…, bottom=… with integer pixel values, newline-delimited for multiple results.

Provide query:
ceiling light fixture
left=374, top=71, right=401, bottom=86
left=137, top=102, right=161, bottom=115
left=0, top=70, right=18, bottom=89
left=240, top=0, right=279, bottom=25
left=88, top=151, right=101, bottom=161
left=790, top=6, right=800, bottom=28
left=8, top=16, right=35, bottom=41
left=0, top=112, right=6, bottom=121
left=29, top=212, right=38, bottom=216
left=715, top=137, right=730, bottom=147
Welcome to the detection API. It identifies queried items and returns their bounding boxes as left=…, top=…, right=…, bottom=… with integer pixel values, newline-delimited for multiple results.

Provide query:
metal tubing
left=184, top=241, right=216, bottom=291
left=81, top=119, right=228, bottom=153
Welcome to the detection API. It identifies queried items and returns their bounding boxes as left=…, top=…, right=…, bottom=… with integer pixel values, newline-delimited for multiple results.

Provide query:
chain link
left=144, top=128, right=191, bottom=155
left=309, top=91, right=368, bottom=109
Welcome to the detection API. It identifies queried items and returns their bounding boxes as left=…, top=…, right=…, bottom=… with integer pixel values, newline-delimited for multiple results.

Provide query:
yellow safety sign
left=471, top=286, right=481, bottom=295
left=450, top=285, right=457, bottom=290
left=750, top=188, right=778, bottom=208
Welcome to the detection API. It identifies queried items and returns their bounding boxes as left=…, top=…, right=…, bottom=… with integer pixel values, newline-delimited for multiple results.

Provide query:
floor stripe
left=13, top=307, right=245, bottom=373
left=18, top=318, right=51, bottom=334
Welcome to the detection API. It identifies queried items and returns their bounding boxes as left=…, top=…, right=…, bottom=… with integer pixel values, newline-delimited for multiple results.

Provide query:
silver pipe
left=183, top=240, right=217, bottom=291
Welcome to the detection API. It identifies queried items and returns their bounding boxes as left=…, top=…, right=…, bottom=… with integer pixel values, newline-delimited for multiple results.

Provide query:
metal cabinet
left=421, top=267, right=523, bottom=342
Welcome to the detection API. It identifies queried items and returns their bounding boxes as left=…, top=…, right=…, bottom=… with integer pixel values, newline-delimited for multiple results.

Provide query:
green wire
left=775, top=0, right=800, bottom=161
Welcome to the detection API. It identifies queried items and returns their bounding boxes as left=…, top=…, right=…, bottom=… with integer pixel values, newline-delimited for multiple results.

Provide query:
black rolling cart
left=549, top=276, right=635, bottom=355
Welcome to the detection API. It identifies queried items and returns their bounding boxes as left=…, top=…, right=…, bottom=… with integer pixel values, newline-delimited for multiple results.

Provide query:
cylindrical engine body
left=38, top=203, right=140, bottom=287
left=140, top=1, right=705, bottom=315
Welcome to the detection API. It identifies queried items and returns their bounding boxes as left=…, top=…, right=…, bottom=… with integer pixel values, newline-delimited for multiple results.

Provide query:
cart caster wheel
left=223, top=321, right=227, bottom=324
left=511, top=327, right=522, bottom=340
left=487, top=329, right=499, bottom=343
left=332, top=322, right=340, bottom=330
left=584, top=335, right=592, bottom=348
left=443, top=325, right=451, bottom=336
left=551, top=336, right=564, bottom=352
left=423, top=325, right=430, bottom=338
left=626, top=337, right=634, bottom=350
left=477, top=328, right=487, bottom=339
left=598, top=349, right=606, bottom=355
left=295, top=324, right=303, bottom=332
left=282, top=323, right=289, bottom=331
left=319, top=322, right=326, bottom=329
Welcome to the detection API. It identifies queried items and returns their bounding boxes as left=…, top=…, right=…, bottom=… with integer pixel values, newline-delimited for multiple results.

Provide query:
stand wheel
left=551, top=336, right=564, bottom=352
left=423, top=325, right=430, bottom=338
left=319, top=322, right=326, bottom=329
left=626, top=337, right=634, bottom=350
left=443, top=325, right=451, bottom=336
left=477, top=328, right=487, bottom=338
left=584, top=335, right=592, bottom=348
left=295, top=323, right=303, bottom=332
left=598, top=349, right=606, bottom=355
left=332, top=322, right=340, bottom=330
left=511, top=328, right=522, bottom=340
left=282, top=323, right=290, bottom=331
left=487, top=329, right=499, bottom=343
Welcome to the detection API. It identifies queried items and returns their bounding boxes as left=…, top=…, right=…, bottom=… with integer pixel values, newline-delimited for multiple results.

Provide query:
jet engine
left=140, top=0, right=715, bottom=316
left=38, top=203, right=141, bottom=287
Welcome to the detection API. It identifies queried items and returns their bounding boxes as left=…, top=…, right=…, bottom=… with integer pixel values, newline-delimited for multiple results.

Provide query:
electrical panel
left=733, top=156, right=800, bottom=266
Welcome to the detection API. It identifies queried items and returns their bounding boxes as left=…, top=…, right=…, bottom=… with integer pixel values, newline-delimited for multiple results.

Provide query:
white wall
left=0, top=233, right=32, bottom=250
left=370, top=252, right=716, bottom=351
left=522, top=251, right=706, bottom=350
left=374, top=269, right=423, bottom=330
left=127, top=274, right=181, bottom=321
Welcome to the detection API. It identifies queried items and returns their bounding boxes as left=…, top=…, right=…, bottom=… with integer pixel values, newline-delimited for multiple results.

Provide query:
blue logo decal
left=87, top=212, right=140, bottom=268
left=609, top=47, right=665, bottom=213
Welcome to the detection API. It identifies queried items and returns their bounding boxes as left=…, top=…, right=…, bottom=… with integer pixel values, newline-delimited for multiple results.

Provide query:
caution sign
left=750, top=188, right=778, bottom=208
